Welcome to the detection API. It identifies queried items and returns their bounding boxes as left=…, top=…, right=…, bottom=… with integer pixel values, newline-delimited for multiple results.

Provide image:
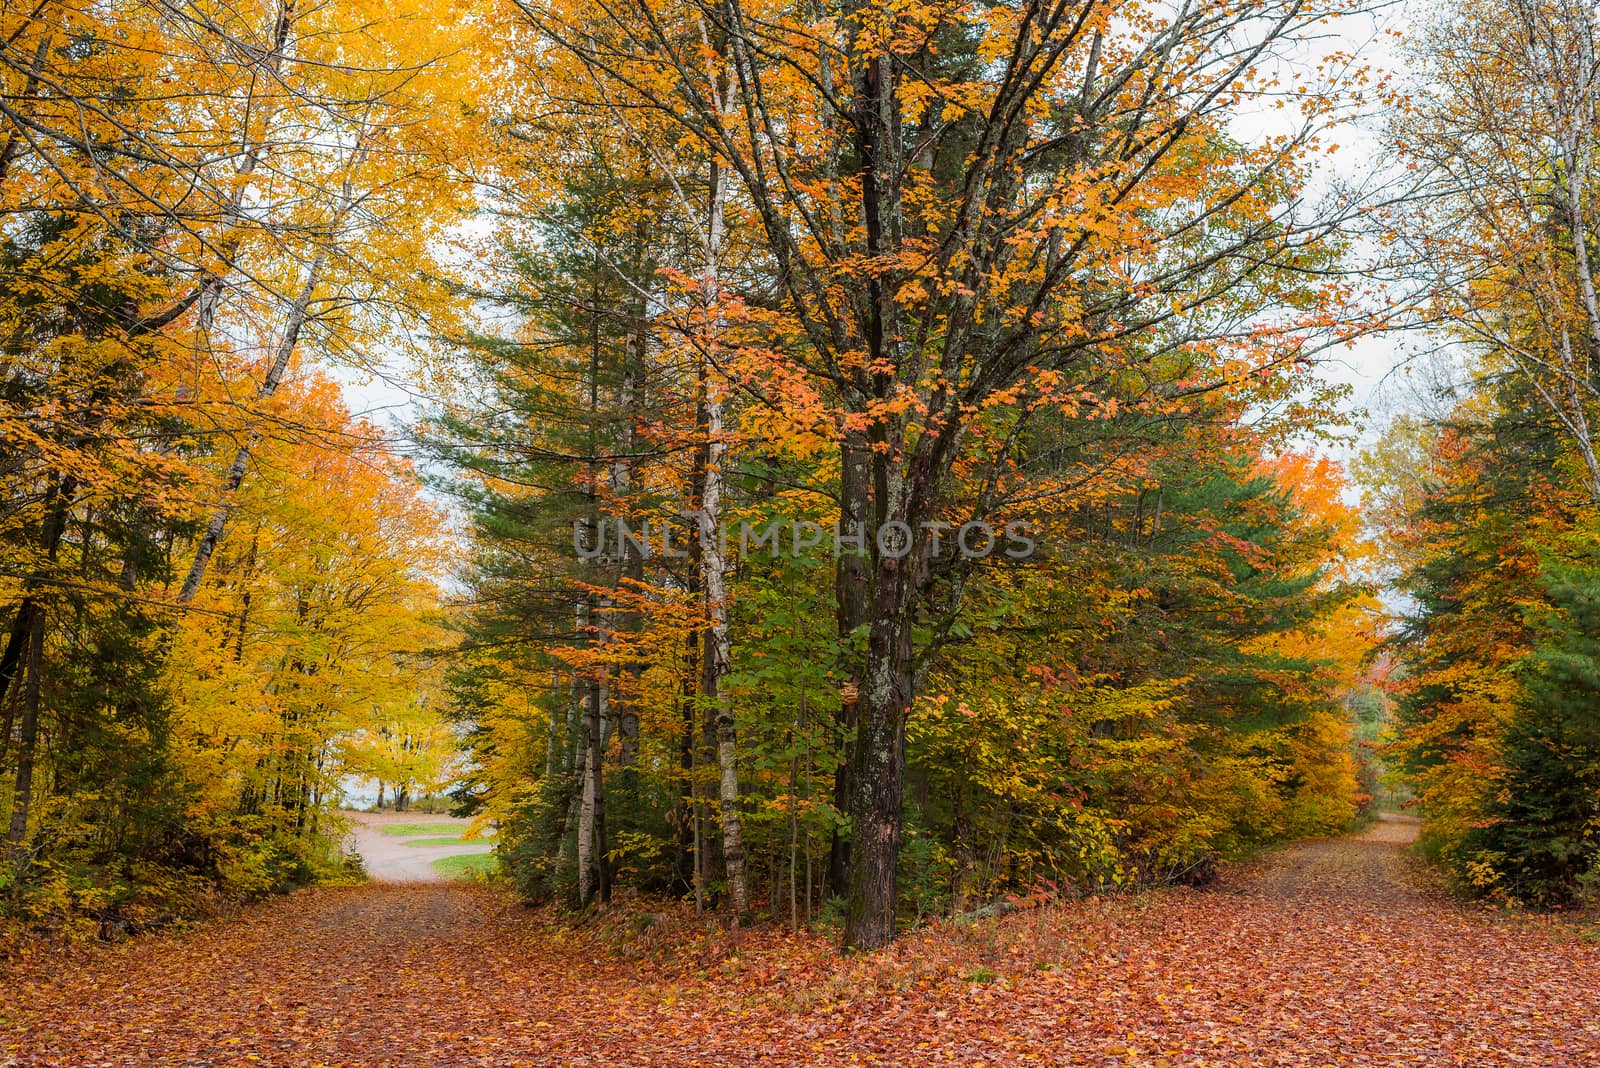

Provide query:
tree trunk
left=5, top=604, right=45, bottom=855
left=0, top=471, right=77, bottom=712
left=678, top=628, right=703, bottom=909
left=179, top=131, right=371, bottom=604
left=788, top=684, right=805, bottom=931
left=545, top=659, right=564, bottom=782
left=828, top=431, right=872, bottom=895
left=576, top=667, right=609, bottom=906
left=701, top=337, right=748, bottom=920
left=177, top=252, right=325, bottom=603
left=567, top=665, right=590, bottom=891
left=842, top=578, right=914, bottom=950
left=692, top=126, right=749, bottom=917
left=573, top=255, right=611, bottom=909
left=836, top=28, right=913, bottom=949
left=0, top=599, right=34, bottom=720
left=612, top=306, right=647, bottom=769
left=4, top=472, right=78, bottom=857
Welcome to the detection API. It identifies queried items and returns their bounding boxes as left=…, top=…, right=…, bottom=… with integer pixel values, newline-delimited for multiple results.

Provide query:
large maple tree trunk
left=839, top=41, right=915, bottom=948
left=827, top=433, right=872, bottom=896
left=842, top=518, right=916, bottom=950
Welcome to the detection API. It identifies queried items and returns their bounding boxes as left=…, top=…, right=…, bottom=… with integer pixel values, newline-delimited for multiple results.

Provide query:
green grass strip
left=377, top=822, right=462, bottom=837
left=432, top=853, right=496, bottom=880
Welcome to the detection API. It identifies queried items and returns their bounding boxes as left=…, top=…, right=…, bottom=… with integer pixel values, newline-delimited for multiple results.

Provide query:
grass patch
left=401, top=836, right=482, bottom=847
left=432, top=853, right=495, bottom=880
left=378, top=822, right=462, bottom=837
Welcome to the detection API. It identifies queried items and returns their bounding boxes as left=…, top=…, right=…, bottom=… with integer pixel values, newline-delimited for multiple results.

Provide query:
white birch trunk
left=177, top=142, right=365, bottom=603
left=698, top=51, right=748, bottom=915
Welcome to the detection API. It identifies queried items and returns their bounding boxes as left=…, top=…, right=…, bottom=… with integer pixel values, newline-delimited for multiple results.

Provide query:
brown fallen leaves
left=2, top=819, right=1596, bottom=1067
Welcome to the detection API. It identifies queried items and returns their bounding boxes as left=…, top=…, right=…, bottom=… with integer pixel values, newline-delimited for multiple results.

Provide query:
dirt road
left=5, top=815, right=1596, bottom=1066
left=1239, top=812, right=1426, bottom=904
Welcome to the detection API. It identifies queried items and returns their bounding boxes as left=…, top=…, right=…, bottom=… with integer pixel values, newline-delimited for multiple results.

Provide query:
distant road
left=343, top=810, right=491, bottom=883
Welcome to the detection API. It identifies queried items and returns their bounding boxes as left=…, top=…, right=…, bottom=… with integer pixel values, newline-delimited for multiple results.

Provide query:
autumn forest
left=1, top=0, right=1598, bottom=1063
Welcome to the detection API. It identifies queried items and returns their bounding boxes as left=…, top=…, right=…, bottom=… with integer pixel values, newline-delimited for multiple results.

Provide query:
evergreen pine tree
left=1469, top=560, right=1600, bottom=905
